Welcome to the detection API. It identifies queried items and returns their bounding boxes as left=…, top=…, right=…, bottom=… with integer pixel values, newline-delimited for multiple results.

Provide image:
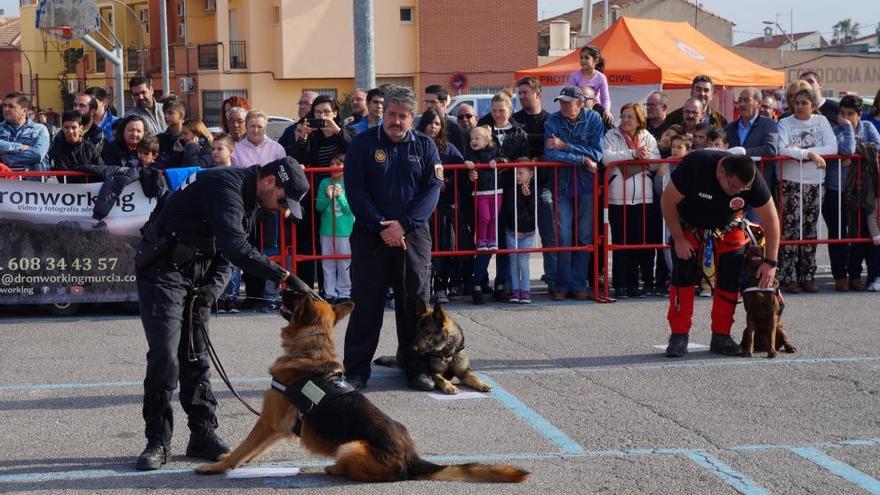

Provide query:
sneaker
left=665, top=333, right=689, bottom=358
left=867, top=278, right=880, bottom=292
left=493, top=285, right=509, bottom=302
left=551, top=291, right=567, bottom=301
left=433, top=289, right=449, bottom=303
left=709, top=333, right=742, bottom=356
left=571, top=290, right=590, bottom=301
left=782, top=281, right=800, bottom=294
left=136, top=442, right=170, bottom=471
left=227, top=300, right=240, bottom=314
left=628, top=288, right=647, bottom=299
left=519, top=291, right=532, bottom=304
left=186, top=429, right=230, bottom=461
left=486, top=243, right=498, bottom=250
left=849, top=278, right=866, bottom=291
left=217, top=300, right=227, bottom=314
left=800, top=281, right=819, bottom=293
left=448, top=286, right=461, bottom=299
left=477, top=241, right=489, bottom=251
left=613, top=288, right=629, bottom=300
left=834, top=278, right=849, bottom=292
left=508, top=290, right=521, bottom=304
left=471, top=286, right=485, bottom=305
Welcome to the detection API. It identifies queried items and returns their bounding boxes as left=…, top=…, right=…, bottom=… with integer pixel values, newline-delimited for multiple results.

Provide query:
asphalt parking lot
left=1, top=269, right=879, bottom=494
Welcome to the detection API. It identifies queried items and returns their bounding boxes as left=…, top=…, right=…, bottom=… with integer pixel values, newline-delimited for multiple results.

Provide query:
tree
left=833, top=18, right=861, bottom=44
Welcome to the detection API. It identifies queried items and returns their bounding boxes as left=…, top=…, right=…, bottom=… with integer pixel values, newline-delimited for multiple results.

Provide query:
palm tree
left=833, top=18, right=861, bottom=44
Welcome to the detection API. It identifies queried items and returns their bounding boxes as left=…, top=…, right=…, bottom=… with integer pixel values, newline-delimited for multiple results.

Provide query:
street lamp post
left=762, top=20, right=796, bottom=62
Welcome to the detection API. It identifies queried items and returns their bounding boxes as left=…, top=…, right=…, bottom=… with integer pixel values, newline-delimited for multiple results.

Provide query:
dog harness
left=424, top=333, right=465, bottom=363
left=270, top=372, right=355, bottom=436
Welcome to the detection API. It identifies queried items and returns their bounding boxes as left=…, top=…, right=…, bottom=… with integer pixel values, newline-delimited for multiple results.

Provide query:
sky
left=538, top=0, right=879, bottom=44
left=2, top=0, right=876, bottom=46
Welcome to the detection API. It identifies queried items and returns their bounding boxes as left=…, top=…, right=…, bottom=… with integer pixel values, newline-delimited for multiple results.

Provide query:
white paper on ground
left=428, top=391, right=490, bottom=400
left=226, top=467, right=301, bottom=478
left=652, top=343, right=710, bottom=350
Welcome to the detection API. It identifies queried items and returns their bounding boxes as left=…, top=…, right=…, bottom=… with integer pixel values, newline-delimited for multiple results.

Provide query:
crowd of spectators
left=4, top=61, right=880, bottom=308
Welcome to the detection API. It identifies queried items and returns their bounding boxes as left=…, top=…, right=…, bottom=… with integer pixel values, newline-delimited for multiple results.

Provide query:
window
left=202, top=89, right=248, bottom=127
left=400, top=7, right=413, bottom=23
left=176, top=2, right=184, bottom=17
left=272, top=6, right=280, bottom=24
left=304, top=88, right=338, bottom=100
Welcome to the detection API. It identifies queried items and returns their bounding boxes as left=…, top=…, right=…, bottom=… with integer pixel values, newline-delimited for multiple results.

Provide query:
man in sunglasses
left=456, top=104, right=478, bottom=132
left=133, top=156, right=309, bottom=471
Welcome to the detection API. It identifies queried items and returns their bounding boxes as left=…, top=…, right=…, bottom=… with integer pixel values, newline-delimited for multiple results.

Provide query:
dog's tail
left=409, top=458, right=529, bottom=483
left=372, top=356, right=398, bottom=367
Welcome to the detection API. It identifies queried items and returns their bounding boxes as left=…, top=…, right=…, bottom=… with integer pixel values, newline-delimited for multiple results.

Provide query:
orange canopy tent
left=516, top=17, right=784, bottom=115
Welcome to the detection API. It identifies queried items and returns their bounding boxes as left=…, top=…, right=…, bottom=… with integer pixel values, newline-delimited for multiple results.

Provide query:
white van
left=447, top=94, right=522, bottom=120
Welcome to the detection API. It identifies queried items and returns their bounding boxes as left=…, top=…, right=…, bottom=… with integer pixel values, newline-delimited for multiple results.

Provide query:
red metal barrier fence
left=3, top=153, right=877, bottom=306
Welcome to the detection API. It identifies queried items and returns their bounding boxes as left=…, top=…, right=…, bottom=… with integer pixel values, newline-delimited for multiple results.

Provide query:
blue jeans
left=554, top=193, right=593, bottom=293
left=506, top=230, right=535, bottom=292
left=224, top=268, right=241, bottom=301
left=537, top=186, right=557, bottom=289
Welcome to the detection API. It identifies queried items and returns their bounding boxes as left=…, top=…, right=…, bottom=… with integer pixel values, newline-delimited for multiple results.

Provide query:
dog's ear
left=333, top=301, right=355, bottom=323
left=416, top=298, right=430, bottom=316
left=432, top=301, right=446, bottom=327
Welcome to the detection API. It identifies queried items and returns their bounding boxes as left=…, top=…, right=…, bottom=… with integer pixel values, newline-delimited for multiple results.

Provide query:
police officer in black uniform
left=342, top=85, right=442, bottom=391
left=134, top=157, right=309, bottom=470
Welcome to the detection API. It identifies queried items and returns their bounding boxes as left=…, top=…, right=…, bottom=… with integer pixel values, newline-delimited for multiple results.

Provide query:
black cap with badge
left=262, top=156, right=310, bottom=223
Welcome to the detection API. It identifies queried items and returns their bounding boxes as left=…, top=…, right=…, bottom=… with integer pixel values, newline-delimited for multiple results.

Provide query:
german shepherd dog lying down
left=740, top=245, right=797, bottom=358
left=374, top=300, right=491, bottom=395
left=195, top=289, right=528, bottom=483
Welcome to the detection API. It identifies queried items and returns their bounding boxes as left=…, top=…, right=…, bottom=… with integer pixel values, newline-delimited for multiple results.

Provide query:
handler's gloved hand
left=192, top=285, right=217, bottom=308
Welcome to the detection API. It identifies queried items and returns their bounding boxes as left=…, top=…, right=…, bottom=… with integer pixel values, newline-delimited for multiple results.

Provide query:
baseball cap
left=263, top=157, right=310, bottom=222
left=554, top=86, right=586, bottom=102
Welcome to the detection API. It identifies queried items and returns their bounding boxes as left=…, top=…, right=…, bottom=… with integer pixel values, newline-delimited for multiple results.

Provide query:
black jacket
left=101, top=140, right=140, bottom=167
left=502, top=175, right=537, bottom=233
left=464, top=146, right=508, bottom=193
left=157, top=129, right=184, bottom=168
left=182, top=140, right=213, bottom=168
left=151, top=165, right=288, bottom=284
left=49, top=138, right=103, bottom=177
left=75, top=164, right=167, bottom=220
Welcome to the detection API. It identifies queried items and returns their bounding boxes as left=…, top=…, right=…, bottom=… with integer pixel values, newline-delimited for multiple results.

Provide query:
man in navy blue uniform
left=343, top=85, right=442, bottom=391
left=134, top=157, right=309, bottom=471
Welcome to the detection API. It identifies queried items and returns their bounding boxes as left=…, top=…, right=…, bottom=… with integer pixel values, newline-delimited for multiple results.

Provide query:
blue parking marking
left=790, top=447, right=880, bottom=494
left=478, top=374, right=584, bottom=455
left=685, top=450, right=770, bottom=495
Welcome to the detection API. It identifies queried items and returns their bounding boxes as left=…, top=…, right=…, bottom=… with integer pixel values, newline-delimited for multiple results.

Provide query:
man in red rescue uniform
left=661, top=150, right=780, bottom=357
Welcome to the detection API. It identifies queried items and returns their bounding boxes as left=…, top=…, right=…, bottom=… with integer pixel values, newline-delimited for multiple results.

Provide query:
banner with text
left=0, top=179, right=157, bottom=305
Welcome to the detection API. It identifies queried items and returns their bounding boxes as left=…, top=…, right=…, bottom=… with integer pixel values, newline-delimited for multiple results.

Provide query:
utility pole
left=159, top=0, right=170, bottom=94
left=353, top=0, right=375, bottom=91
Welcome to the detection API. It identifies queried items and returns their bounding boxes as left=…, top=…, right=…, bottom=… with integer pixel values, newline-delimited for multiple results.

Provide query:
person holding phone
left=290, top=95, right=353, bottom=290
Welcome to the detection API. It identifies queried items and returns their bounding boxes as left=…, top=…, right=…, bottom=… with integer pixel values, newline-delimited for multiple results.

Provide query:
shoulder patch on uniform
left=374, top=150, right=387, bottom=163
left=434, top=163, right=444, bottom=180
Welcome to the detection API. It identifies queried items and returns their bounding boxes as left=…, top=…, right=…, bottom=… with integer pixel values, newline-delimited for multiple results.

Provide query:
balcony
left=229, top=41, right=247, bottom=69
left=198, top=43, right=219, bottom=70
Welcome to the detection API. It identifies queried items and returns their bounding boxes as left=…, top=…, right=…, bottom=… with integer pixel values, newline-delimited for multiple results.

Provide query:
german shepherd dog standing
left=195, top=289, right=528, bottom=483
left=740, top=245, right=797, bottom=358
left=375, top=300, right=491, bottom=395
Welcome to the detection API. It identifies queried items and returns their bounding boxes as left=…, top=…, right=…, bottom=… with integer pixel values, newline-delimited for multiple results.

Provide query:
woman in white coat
left=603, top=102, right=661, bottom=299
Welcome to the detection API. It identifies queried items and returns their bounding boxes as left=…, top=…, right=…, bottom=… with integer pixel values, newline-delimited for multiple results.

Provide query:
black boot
left=709, top=333, right=741, bottom=356
left=665, top=333, right=689, bottom=358
left=186, top=429, right=230, bottom=461
left=136, top=441, right=170, bottom=471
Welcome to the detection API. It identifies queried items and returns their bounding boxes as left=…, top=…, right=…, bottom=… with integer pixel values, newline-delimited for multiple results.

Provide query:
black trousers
left=136, top=257, right=226, bottom=446
left=343, top=226, right=432, bottom=380
left=609, top=204, right=654, bottom=291
left=431, top=203, right=460, bottom=292
left=823, top=189, right=870, bottom=279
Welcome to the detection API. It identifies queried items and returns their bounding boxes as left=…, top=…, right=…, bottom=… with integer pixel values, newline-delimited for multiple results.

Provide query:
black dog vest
left=270, top=372, right=355, bottom=436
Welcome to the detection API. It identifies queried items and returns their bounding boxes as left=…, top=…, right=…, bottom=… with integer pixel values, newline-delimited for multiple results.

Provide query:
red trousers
left=667, top=226, right=748, bottom=335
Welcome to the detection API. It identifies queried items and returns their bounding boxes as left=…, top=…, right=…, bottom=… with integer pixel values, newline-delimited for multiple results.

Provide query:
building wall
left=626, top=0, right=732, bottom=46
left=732, top=46, right=880, bottom=97
left=418, top=0, right=537, bottom=99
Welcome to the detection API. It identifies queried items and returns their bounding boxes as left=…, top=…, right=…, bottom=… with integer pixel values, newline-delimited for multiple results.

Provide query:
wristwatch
left=763, top=259, right=778, bottom=267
